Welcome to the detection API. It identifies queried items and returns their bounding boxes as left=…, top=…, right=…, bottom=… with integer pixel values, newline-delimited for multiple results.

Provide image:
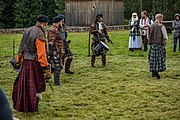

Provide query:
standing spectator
left=148, top=14, right=168, bottom=79
left=12, top=15, right=50, bottom=112
left=58, top=14, right=74, bottom=74
left=48, top=16, right=65, bottom=85
left=140, top=10, right=153, bottom=51
left=172, top=13, right=180, bottom=52
left=128, top=12, right=142, bottom=51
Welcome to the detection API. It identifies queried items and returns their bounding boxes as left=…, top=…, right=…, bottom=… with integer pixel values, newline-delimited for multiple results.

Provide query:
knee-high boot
left=65, top=57, right=74, bottom=74
left=91, top=55, right=96, bottom=67
left=102, top=55, right=106, bottom=66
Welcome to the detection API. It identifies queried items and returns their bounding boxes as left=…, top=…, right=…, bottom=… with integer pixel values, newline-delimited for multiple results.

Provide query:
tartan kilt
left=48, top=49, right=64, bottom=71
left=148, top=44, right=166, bottom=72
left=12, top=60, right=45, bottom=112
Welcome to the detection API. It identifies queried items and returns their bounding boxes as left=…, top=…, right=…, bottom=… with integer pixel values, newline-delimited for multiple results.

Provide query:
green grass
left=0, top=30, right=180, bottom=120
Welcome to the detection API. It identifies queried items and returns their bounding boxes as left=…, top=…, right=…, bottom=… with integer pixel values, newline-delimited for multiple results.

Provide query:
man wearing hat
left=12, top=14, right=50, bottom=112
left=90, top=13, right=113, bottom=67
left=48, top=15, right=65, bottom=85
left=58, top=14, right=74, bottom=74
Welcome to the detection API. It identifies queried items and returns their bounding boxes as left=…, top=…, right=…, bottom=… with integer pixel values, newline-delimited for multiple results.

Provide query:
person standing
left=48, top=16, right=65, bottom=85
left=90, top=13, right=113, bottom=67
left=12, top=15, right=50, bottom=112
left=172, top=13, right=180, bottom=52
left=148, top=14, right=168, bottom=79
left=140, top=10, right=153, bottom=51
left=58, top=14, right=74, bottom=74
left=128, top=12, right=142, bottom=51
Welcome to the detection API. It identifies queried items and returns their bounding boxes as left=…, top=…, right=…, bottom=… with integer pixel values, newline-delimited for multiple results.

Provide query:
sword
left=46, top=78, right=54, bottom=93
left=45, top=33, right=54, bottom=93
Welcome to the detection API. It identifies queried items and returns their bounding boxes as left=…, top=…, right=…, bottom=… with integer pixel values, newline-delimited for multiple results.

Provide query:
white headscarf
left=131, top=13, right=138, bottom=31
left=131, top=13, right=138, bottom=24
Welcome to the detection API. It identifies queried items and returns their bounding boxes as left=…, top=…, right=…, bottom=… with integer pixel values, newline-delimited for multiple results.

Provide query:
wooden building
left=65, top=0, right=124, bottom=26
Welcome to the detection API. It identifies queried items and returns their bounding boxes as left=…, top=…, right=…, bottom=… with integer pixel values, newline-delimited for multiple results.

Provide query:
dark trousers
left=173, top=36, right=180, bottom=52
left=91, top=54, right=106, bottom=67
left=53, top=67, right=61, bottom=85
left=142, top=35, right=148, bottom=51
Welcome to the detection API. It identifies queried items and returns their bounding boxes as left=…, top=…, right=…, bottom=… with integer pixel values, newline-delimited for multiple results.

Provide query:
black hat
left=36, top=14, right=49, bottom=22
left=52, top=16, right=64, bottom=23
left=96, top=13, right=103, bottom=19
left=58, top=14, right=65, bottom=19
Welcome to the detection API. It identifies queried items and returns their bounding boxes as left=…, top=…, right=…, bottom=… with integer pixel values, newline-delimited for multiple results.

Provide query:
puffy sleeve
left=139, top=19, right=144, bottom=28
left=161, top=25, right=168, bottom=40
left=35, top=38, right=48, bottom=67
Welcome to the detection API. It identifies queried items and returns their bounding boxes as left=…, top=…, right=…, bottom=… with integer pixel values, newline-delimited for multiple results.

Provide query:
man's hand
left=43, top=64, right=51, bottom=80
left=98, top=30, right=103, bottom=34
left=15, top=62, right=21, bottom=69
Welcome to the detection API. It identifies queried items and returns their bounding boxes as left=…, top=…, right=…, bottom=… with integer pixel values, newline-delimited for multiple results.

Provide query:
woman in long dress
left=128, top=13, right=142, bottom=51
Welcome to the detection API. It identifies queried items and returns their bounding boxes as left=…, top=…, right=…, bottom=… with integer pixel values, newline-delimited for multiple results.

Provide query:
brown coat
left=148, top=22, right=166, bottom=45
left=48, top=25, right=65, bottom=53
left=90, top=22, right=108, bottom=44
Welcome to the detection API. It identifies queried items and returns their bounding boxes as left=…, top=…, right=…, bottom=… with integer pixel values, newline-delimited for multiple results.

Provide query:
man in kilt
left=90, top=13, right=113, bottom=67
left=12, top=15, right=50, bottom=112
left=58, top=14, right=74, bottom=74
left=48, top=16, right=65, bottom=85
left=148, top=14, right=168, bottom=79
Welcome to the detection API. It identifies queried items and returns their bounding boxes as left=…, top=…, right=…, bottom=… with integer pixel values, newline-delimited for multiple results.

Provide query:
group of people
left=2, top=10, right=178, bottom=115
left=9, top=12, right=114, bottom=114
left=129, top=11, right=180, bottom=79
left=11, top=14, right=74, bottom=113
left=128, top=11, right=153, bottom=52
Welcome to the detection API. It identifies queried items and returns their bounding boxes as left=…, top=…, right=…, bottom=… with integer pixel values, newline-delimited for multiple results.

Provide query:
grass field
left=0, top=30, right=180, bottom=120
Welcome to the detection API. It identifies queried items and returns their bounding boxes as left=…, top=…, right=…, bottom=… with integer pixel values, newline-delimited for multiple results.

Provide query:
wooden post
left=88, top=32, right=91, bottom=56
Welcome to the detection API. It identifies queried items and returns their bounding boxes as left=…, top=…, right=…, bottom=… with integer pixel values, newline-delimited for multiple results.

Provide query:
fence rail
left=0, top=25, right=129, bottom=34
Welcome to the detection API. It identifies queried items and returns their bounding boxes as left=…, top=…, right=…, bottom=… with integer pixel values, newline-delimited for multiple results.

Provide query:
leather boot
left=91, top=55, right=96, bottom=67
left=102, top=55, right=106, bottom=66
left=155, top=72, right=160, bottom=79
left=65, top=57, right=74, bottom=74
left=35, top=97, right=39, bottom=112
left=54, top=67, right=61, bottom=85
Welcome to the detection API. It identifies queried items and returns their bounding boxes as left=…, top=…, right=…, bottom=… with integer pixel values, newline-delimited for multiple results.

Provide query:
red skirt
left=12, top=60, right=46, bottom=112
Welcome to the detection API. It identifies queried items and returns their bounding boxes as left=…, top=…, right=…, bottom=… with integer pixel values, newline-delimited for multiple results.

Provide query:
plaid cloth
left=148, top=44, right=166, bottom=72
left=129, top=36, right=142, bottom=49
left=48, top=46, right=64, bottom=71
left=129, top=20, right=141, bottom=36
left=12, top=60, right=45, bottom=112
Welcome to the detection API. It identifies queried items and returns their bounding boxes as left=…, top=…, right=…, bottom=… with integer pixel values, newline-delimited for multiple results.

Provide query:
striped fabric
left=12, top=60, right=45, bottom=112
left=129, top=36, right=142, bottom=49
left=148, top=44, right=166, bottom=72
